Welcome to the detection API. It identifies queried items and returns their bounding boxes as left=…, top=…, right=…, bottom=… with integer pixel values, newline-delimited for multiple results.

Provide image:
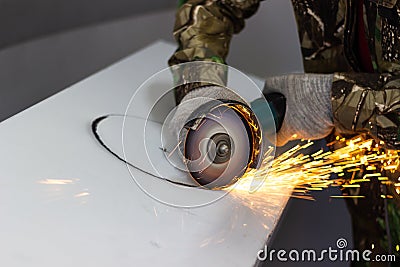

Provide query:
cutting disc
left=184, top=102, right=257, bottom=189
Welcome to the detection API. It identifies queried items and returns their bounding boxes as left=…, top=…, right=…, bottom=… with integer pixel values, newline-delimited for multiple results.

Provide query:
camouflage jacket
left=169, top=0, right=400, bottom=149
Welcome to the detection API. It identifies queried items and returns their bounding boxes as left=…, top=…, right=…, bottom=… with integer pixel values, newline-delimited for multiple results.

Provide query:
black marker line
left=91, top=114, right=198, bottom=188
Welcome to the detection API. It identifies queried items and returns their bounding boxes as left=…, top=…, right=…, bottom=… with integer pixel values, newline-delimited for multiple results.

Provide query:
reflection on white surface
left=74, top=192, right=90, bottom=198
left=38, top=178, right=90, bottom=204
left=38, top=179, right=76, bottom=185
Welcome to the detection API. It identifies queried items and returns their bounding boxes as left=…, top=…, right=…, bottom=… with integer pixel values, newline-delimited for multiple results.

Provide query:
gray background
left=0, top=0, right=175, bottom=49
left=0, top=0, right=352, bottom=266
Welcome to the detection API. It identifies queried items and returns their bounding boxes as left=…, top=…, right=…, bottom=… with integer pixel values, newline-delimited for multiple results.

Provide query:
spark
left=38, top=179, right=75, bottom=185
left=74, top=192, right=90, bottom=198
left=225, top=136, right=400, bottom=214
left=330, top=195, right=365, bottom=198
left=153, top=207, right=158, bottom=217
left=167, top=140, right=182, bottom=158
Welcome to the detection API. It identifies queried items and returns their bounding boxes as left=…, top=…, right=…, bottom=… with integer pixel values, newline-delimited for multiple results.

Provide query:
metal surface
left=0, top=41, right=292, bottom=267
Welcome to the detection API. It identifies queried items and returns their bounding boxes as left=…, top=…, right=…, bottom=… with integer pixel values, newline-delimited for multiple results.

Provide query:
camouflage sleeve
left=332, top=73, right=400, bottom=149
left=169, top=0, right=261, bottom=65
left=168, top=0, right=261, bottom=103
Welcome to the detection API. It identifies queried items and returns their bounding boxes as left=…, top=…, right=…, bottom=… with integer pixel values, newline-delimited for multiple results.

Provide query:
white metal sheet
left=0, top=41, right=291, bottom=267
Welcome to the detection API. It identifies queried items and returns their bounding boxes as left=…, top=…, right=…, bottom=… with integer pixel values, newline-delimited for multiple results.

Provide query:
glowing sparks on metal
left=225, top=136, right=400, bottom=211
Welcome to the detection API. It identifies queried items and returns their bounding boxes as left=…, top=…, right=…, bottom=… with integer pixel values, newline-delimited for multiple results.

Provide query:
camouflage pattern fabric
left=168, top=0, right=261, bottom=103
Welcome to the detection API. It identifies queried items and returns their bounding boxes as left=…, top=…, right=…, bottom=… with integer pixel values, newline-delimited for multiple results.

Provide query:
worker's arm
left=169, top=0, right=261, bottom=103
left=169, top=0, right=260, bottom=65
left=264, top=73, right=400, bottom=149
left=332, top=72, right=400, bottom=149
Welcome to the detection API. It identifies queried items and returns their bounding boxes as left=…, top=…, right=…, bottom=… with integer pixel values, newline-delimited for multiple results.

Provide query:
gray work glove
left=168, top=85, right=246, bottom=137
left=264, top=73, right=334, bottom=146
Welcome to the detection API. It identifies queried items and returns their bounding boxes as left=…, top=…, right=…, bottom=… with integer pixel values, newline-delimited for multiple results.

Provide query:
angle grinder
left=179, top=89, right=285, bottom=189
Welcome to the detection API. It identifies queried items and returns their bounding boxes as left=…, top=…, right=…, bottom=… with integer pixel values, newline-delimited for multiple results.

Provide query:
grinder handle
left=250, top=93, right=286, bottom=136
left=264, top=92, right=286, bottom=132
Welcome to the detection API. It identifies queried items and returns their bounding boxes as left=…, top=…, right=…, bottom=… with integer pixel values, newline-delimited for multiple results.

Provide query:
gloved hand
left=168, top=85, right=246, bottom=137
left=263, top=73, right=334, bottom=146
left=167, top=62, right=234, bottom=145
